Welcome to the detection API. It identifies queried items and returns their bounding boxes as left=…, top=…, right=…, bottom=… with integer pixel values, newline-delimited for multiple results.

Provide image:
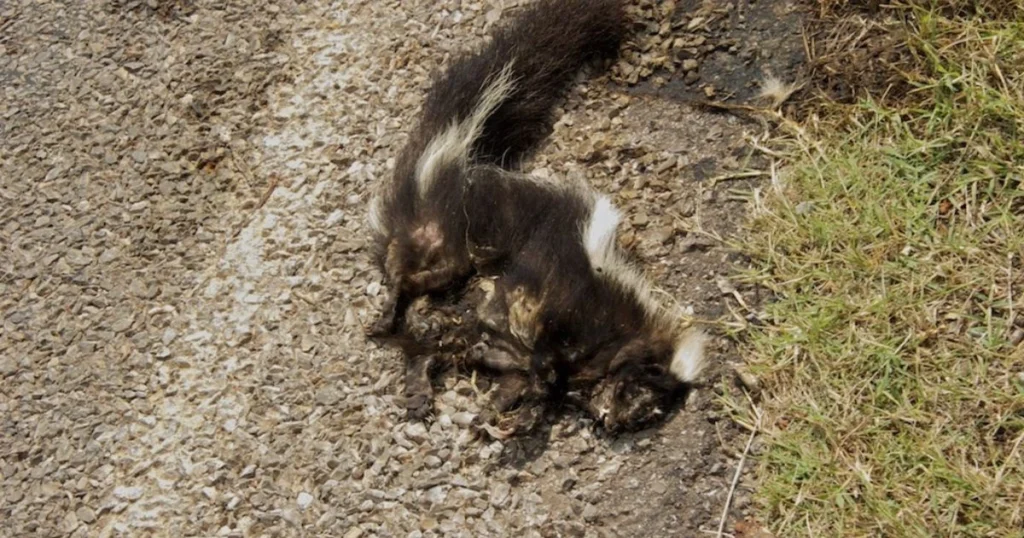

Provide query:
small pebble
left=325, top=209, right=345, bottom=227
left=421, top=516, right=439, bottom=531
left=405, top=422, right=429, bottom=443
left=160, top=327, right=179, bottom=344
left=451, top=412, right=476, bottom=427
left=113, top=486, right=144, bottom=501
left=735, top=369, right=762, bottom=396
left=490, top=483, right=511, bottom=507
left=76, top=506, right=96, bottom=524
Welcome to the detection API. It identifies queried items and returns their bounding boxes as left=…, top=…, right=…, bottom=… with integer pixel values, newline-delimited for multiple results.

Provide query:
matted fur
left=365, top=0, right=627, bottom=339
left=581, top=204, right=665, bottom=327
left=579, top=193, right=708, bottom=374
left=463, top=166, right=711, bottom=432
left=582, top=195, right=620, bottom=268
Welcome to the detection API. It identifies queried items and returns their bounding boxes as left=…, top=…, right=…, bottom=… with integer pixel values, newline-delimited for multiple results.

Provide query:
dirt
left=634, top=0, right=806, bottom=103
left=0, top=0, right=805, bottom=537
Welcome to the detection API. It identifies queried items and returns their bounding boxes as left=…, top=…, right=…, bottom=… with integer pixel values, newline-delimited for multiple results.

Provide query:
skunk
left=365, top=0, right=627, bottom=337
left=387, top=164, right=711, bottom=434
left=463, top=167, right=711, bottom=435
left=363, top=0, right=707, bottom=435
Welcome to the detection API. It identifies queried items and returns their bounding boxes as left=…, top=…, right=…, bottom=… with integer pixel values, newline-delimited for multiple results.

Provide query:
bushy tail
left=372, top=0, right=627, bottom=250
left=417, top=0, right=627, bottom=168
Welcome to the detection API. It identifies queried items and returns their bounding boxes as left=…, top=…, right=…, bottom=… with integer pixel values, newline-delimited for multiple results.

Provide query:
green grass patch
left=736, top=4, right=1024, bottom=536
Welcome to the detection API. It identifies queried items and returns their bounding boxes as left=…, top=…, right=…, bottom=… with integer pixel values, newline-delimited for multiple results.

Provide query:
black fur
left=464, top=167, right=694, bottom=434
left=367, top=0, right=627, bottom=336
left=363, top=1, right=698, bottom=436
left=428, top=0, right=627, bottom=167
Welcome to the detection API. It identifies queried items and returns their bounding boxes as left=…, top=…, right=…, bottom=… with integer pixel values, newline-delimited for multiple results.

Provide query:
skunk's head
left=588, top=329, right=710, bottom=433
left=589, top=378, right=667, bottom=433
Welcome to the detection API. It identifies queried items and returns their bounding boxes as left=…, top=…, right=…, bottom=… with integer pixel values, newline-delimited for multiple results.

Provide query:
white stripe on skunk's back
left=580, top=194, right=661, bottom=322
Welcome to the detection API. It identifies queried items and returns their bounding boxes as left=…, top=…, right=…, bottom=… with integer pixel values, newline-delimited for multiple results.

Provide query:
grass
left=730, top=2, right=1024, bottom=536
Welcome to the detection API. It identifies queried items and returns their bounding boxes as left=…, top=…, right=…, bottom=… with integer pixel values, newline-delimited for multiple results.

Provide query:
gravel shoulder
left=0, top=1, right=804, bottom=536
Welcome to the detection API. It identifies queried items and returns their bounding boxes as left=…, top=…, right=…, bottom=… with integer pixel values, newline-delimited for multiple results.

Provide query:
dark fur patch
left=425, top=0, right=627, bottom=167
left=465, top=168, right=691, bottom=434
left=364, top=1, right=701, bottom=436
left=367, top=0, right=628, bottom=337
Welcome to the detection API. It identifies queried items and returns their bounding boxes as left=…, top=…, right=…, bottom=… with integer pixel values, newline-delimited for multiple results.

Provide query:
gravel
left=0, top=0, right=785, bottom=536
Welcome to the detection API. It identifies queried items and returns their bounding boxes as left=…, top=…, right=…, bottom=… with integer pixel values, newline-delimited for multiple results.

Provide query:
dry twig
left=716, top=398, right=762, bottom=538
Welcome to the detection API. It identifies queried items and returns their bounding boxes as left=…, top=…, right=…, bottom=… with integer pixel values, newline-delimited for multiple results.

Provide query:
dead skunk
left=386, top=164, right=616, bottom=427
left=462, top=167, right=711, bottom=436
left=365, top=0, right=627, bottom=337
left=383, top=165, right=709, bottom=432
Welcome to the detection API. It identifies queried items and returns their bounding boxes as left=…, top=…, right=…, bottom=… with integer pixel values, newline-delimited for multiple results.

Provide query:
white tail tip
left=669, top=327, right=711, bottom=383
